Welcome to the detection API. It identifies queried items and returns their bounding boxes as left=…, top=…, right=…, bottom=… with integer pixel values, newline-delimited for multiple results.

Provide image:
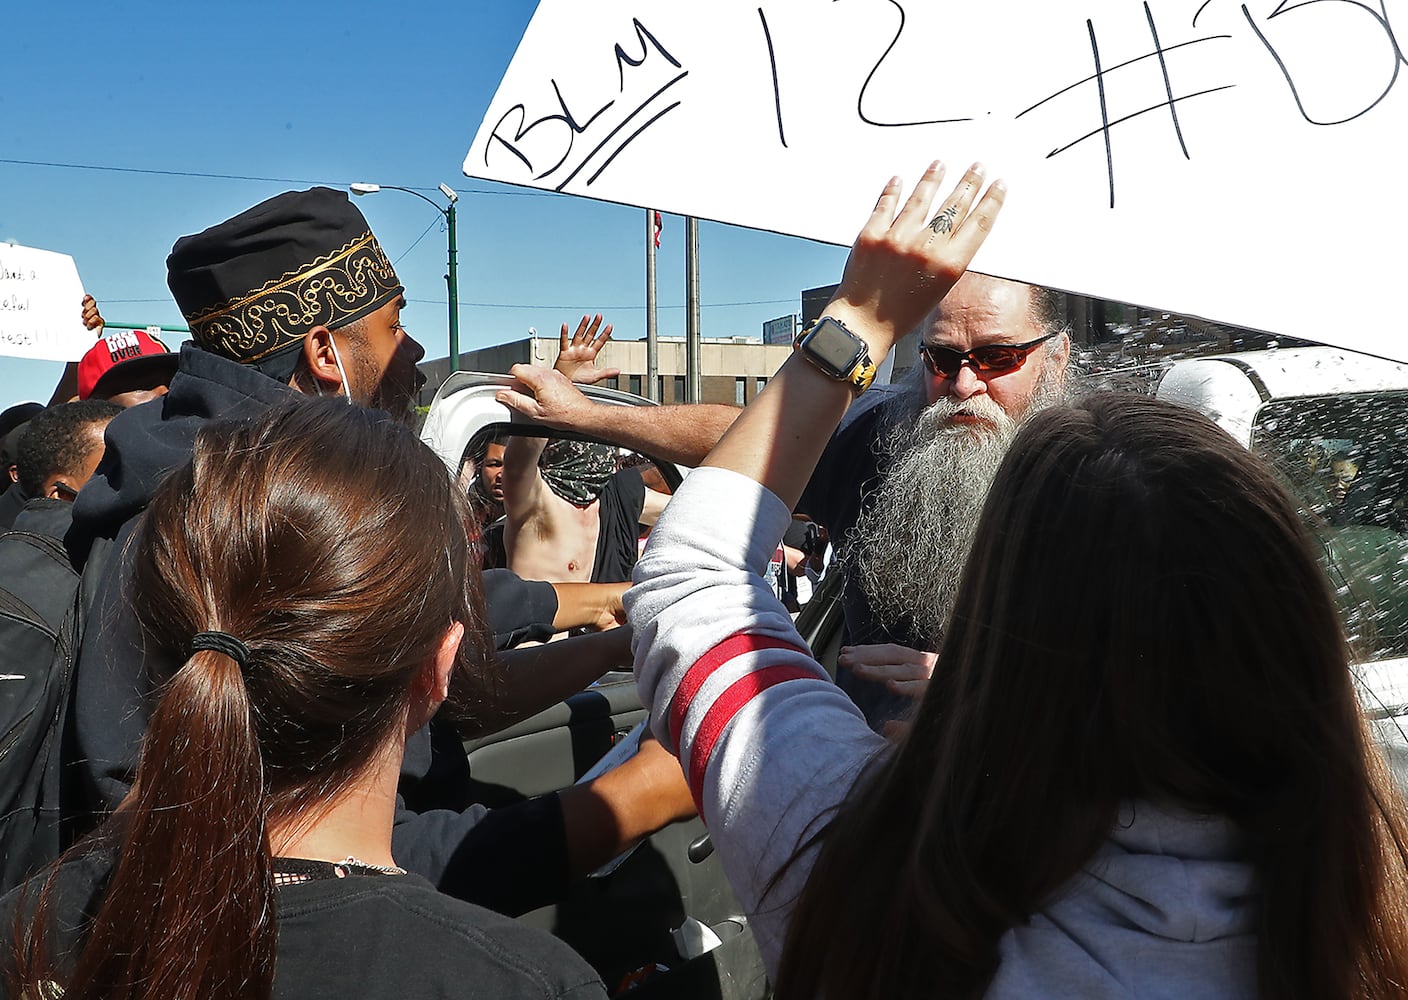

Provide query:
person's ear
left=300, top=326, right=345, bottom=396
left=429, top=621, right=464, bottom=706
left=407, top=621, right=464, bottom=733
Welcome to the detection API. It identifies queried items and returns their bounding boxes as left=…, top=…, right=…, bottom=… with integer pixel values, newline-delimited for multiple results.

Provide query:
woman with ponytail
left=3, top=399, right=606, bottom=999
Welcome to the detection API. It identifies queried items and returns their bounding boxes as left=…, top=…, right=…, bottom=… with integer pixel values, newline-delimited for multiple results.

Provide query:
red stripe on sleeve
left=686, top=663, right=820, bottom=812
left=667, top=633, right=808, bottom=749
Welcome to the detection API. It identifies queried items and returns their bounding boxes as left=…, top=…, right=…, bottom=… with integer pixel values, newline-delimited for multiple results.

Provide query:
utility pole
left=645, top=209, right=659, bottom=401
left=685, top=216, right=701, bottom=403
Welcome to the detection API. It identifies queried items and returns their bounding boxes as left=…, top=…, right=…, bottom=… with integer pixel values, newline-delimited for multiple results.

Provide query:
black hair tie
left=190, top=630, right=252, bottom=671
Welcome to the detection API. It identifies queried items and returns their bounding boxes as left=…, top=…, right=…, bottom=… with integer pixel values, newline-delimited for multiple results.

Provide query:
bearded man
left=801, top=273, right=1071, bottom=726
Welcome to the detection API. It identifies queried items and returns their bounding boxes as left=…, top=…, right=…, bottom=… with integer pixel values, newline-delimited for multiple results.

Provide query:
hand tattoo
left=928, top=205, right=959, bottom=235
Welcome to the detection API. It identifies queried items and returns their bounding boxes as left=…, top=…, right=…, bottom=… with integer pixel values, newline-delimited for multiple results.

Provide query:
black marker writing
left=856, top=0, right=972, bottom=126
left=0, top=259, right=32, bottom=282
left=558, top=78, right=687, bottom=190
left=613, top=18, right=683, bottom=86
left=586, top=102, right=683, bottom=186
left=484, top=18, right=687, bottom=189
left=759, top=8, right=788, bottom=147
left=487, top=80, right=614, bottom=179
left=1016, top=34, right=1232, bottom=119
left=1146, top=2, right=1192, bottom=158
left=1087, top=20, right=1117, bottom=208
left=1242, top=0, right=1402, bottom=125
left=1021, top=9, right=1234, bottom=208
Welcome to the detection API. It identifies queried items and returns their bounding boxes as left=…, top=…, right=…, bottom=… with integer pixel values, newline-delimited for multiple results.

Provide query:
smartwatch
left=797, top=316, right=877, bottom=394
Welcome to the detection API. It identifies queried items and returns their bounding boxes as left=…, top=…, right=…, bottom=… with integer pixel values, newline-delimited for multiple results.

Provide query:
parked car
left=420, top=372, right=765, bottom=1000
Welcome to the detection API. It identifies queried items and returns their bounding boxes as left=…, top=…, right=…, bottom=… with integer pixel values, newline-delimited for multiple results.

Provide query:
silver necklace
left=340, top=856, right=407, bottom=876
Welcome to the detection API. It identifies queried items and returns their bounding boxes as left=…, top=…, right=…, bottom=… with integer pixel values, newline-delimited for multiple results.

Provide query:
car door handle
left=687, top=832, right=714, bottom=863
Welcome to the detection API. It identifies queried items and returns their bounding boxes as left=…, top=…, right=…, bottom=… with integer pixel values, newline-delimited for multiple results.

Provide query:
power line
left=394, top=217, right=443, bottom=265
left=0, top=157, right=559, bottom=197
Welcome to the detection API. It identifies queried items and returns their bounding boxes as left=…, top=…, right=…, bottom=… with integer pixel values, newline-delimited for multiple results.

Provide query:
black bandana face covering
left=538, top=438, right=617, bottom=507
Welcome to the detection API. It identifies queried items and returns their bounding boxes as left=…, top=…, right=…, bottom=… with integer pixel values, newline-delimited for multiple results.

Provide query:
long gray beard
left=846, top=367, right=1063, bottom=648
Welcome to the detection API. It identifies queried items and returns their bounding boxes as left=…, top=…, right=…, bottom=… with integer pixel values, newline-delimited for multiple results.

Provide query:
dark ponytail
left=66, top=648, right=276, bottom=999
left=11, top=399, right=494, bottom=1000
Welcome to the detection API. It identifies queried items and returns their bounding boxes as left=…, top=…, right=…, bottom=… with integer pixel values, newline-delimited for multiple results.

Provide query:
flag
left=653, top=211, right=663, bottom=249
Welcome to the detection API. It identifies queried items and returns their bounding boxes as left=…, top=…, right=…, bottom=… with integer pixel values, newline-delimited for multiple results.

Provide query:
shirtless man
left=502, top=316, right=668, bottom=584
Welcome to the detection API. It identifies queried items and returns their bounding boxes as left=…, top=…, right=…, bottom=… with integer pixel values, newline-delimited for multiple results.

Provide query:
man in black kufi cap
left=166, top=186, right=424, bottom=418
left=53, top=190, right=692, bottom=918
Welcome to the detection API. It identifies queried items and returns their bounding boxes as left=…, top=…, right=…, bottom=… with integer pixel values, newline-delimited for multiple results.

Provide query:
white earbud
left=326, top=333, right=354, bottom=404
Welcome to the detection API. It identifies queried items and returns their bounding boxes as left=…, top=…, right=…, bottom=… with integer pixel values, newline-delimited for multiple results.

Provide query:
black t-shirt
left=591, top=467, right=646, bottom=585
left=0, top=851, right=607, bottom=999
left=797, top=384, right=924, bottom=725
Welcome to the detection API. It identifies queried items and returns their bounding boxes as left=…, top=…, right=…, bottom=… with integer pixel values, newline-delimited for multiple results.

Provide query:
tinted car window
left=1252, top=392, right=1408, bottom=662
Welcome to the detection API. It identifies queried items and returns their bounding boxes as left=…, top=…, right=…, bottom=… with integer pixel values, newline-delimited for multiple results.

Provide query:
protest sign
left=0, top=244, right=90, bottom=362
left=465, top=1, right=1407, bottom=360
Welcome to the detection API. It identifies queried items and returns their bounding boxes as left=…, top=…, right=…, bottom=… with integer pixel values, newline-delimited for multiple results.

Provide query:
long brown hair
left=11, top=399, right=493, bottom=1000
left=776, top=392, right=1408, bottom=999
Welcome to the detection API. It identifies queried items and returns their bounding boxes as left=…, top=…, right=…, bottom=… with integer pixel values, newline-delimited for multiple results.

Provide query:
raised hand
left=824, top=162, right=1006, bottom=358
left=554, top=314, right=620, bottom=385
left=81, top=294, right=105, bottom=333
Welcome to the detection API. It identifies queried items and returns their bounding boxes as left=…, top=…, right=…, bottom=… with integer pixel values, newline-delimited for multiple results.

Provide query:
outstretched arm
left=499, top=310, right=738, bottom=467
left=558, top=733, right=696, bottom=880
left=498, top=367, right=739, bottom=468
left=550, top=581, right=628, bottom=632
left=465, top=627, right=633, bottom=737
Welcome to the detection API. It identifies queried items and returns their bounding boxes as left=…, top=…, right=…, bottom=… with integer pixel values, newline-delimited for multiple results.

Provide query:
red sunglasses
left=918, top=331, right=1060, bottom=378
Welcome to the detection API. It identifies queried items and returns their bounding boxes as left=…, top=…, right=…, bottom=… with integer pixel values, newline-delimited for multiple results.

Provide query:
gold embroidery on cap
left=188, top=233, right=401, bottom=362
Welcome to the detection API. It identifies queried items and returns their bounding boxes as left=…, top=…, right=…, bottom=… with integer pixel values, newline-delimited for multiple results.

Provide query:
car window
left=1252, top=393, right=1408, bottom=663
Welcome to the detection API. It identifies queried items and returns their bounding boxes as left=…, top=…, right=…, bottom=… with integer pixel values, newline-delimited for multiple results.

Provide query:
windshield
left=1252, top=392, right=1408, bottom=664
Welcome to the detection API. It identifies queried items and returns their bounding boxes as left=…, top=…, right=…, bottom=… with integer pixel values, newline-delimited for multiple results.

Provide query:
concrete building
left=416, top=278, right=1264, bottom=409
left=417, top=334, right=793, bottom=408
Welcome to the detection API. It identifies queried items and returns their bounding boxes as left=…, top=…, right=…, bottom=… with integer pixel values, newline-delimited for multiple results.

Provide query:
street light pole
left=349, top=182, right=461, bottom=372
left=445, top=196, right=459, bottom=373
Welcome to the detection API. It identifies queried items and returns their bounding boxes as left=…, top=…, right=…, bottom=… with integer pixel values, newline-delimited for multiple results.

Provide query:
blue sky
left=1, top=0, right=848, bottom=409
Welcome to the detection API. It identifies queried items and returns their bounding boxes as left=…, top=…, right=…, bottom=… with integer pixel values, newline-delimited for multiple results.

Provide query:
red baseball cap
left=77, top=330, right=179, bottom=401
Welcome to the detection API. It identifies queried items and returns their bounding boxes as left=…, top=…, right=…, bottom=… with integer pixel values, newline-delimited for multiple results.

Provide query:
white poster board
left=466, top=1, right=1408, bottom=360
left=0, top=245, right=90, bottom=362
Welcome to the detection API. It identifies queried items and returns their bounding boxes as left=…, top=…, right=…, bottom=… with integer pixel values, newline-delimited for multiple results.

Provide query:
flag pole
left=685, top=216, right=701, bottom=404
left=646, top=209, right=660, bottom=402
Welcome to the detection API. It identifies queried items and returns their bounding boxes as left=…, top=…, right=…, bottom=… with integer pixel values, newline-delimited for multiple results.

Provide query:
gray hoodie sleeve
left=626, top=466, right=886, bottom=974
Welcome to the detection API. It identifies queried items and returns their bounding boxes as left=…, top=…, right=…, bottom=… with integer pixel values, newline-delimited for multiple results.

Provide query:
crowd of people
left=1, top=158, right=1405, bottom=1000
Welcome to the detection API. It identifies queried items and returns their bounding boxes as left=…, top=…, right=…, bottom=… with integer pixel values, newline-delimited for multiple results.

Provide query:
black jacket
left=65, top=344, right=570, bottom=915
left=0, top=482, right=32, bottom=531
